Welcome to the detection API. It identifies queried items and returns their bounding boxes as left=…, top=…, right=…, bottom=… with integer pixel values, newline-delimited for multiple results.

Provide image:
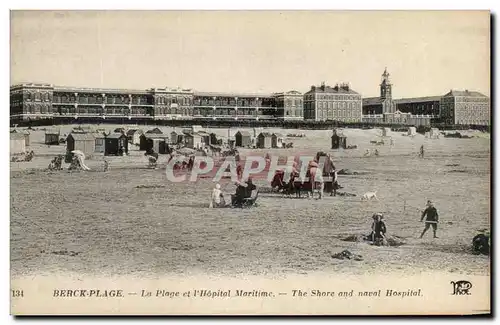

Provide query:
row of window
left=154, top=108, right=301, bottom=117
left=56, top=107, right=148, bottom=115
left=317, top=110, right=361, bottom=118
left=277, top=99, right=303, bottom=107
left=303, top=101, right=362, bottom=110
left=456, top=112, right=489, bottom=119
left=156, top=97, right=191, bottom=105
left=52, top=94, right=151, bottom=105
left=456, top=97, right=489, bottom=103
left=307, top=117, right=363, bottom=122
left=195, top=99, right=259, bottom=106
left=455, top=103, right=490, bottom=110
left=24, top=92, right=51, bottom=102
left=456, top=119, right=490, bottom=125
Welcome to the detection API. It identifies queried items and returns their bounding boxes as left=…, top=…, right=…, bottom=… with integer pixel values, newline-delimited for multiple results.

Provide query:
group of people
left=367, top=200, right=439, bottom=246
left=47, top=155, right=63, bottom=170
left=210, top=178, right=257, bottom=208
left=276, top=153, right=340, bottom=199
left=364, top=149, right=379, bottom=157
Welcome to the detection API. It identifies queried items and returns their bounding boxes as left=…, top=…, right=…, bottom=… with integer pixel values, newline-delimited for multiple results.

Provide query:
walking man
left=419, top=145, right=424, bottom=158
left=420, top=200, right=439, bottom=238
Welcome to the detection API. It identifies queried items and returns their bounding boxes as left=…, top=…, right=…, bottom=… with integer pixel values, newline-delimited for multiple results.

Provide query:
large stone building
left=394, top=96, right=441, bottom=116
left=10, top=83, right=303, bottom=123
left=439, top=90, right=490, bottom=125
left=362, top=68, right=490, bottom=126
left=362, top=69, right=437, bottom=126
left=273, top=90, right=304, bottom=120
left=11, top=77, right=489, bottom=126
left=303, top=82, right=362, bottom=122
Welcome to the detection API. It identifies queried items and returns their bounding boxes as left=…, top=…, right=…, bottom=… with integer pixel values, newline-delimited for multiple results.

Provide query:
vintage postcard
left=10, top=10, right=491, bottom=315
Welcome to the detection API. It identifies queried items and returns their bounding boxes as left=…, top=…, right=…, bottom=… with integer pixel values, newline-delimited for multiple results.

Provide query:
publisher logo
left=450, top=281, right=472, bottom=295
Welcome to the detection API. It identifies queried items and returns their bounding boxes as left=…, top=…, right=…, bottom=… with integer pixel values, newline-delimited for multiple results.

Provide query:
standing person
left=330, top=168, right=339, bottom=197
left=420, top=200, right=439, bottom=238
left=370, top=213, right=387, bottom=246
left=210, top=183, right=226, bottom=208
left=315, top=172, right=325, bottom=199
left=187, top=156, right=195, bottom=171
left=419, top=145, right=424, bottom=158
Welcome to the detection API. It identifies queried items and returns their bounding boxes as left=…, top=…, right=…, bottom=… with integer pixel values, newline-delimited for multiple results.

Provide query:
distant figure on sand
left=370, top=213, right=387, bottom=246
left=420, top=200, right=439, bottom=238
left=419, top=145, right=424, bottom=158
left=364, top=149, right=370, bottom=157
left=187, top=156, right=195, bottom=171
left=315, top=173, right=324, bottom=199
left=330, top=168, right=339, bottom=197
left=210, top=183, right=226, bottom=208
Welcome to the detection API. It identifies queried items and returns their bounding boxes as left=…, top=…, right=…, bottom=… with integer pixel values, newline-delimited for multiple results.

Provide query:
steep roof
left=126, top=129, right=143, bottom=136
left=10, top=133, right=26, bottom=140
left=10, top=129, right=30, bottom=135
left=106, top=133, right=127, bottom=139
left=142, top=134, right=170, bottom=139
left=259, top=132, right=272, bottom=137
left=68, top=133, right=95, bottom=141
left=236, top=130, right=251, bottom=137
left=94, top=133, right=106, bottom=139
left=145, top=127, right=163, bottom=134
left=443, top=90, right=488, bottom=98
left=272, top=133, right=284, bottom=137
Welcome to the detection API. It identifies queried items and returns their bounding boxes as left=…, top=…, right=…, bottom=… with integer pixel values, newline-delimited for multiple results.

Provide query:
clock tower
left=380, top=67, right=392, bottom=100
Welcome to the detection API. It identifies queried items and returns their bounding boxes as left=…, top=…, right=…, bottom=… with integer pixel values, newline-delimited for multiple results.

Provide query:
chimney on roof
left=321, top=81, right=326, bottom=91
left=466, top=89, right=469, bottom=93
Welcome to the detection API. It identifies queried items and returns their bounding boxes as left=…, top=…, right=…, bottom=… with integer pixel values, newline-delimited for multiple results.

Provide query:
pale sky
left=10, top=10, right=490, bottom=98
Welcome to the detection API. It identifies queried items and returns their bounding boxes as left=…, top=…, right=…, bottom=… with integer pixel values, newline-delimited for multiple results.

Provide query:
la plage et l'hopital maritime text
left=50, top=288, right=423, bottom=299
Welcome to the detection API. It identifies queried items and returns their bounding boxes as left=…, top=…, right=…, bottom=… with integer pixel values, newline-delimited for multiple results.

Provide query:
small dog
left=362, top=191, right=378, bottom=201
